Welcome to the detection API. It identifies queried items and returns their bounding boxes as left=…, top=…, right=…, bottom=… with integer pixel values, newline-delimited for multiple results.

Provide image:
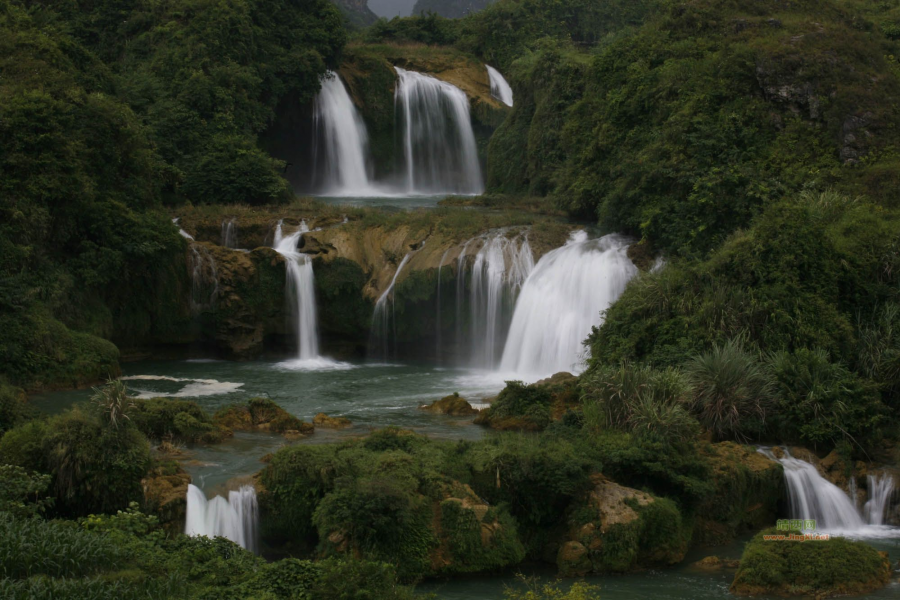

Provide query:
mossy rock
left=214, top=397, right=313, bottom=436
left=313, top=413, right=352, bottom=429
left=420, top=393, right=478, bottom=416
left=141, top=462, right=192, bottom=532
left=731, top=528, right=892, bottom=597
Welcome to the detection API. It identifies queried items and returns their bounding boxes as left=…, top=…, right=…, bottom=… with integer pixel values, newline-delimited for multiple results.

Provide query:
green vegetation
left=731, top=528, right=892, bottom=597
left=214, top=397, right=312, bottom=435
left=131, top=398, right=229, bottom=444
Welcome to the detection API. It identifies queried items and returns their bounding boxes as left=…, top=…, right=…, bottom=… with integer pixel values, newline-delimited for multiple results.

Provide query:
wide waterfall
left=312, top=71, right=376, bottom=195
left=759, top=448, right=898, bottom=534
left=273, top=220, right=320, bottom=361
left=486, top=65, right=513, bottom=107
left=185, top=484, right=259, bottom=552
left=499, top=232, right=636, bottom=376
left=394, top=67, right=483, bottom=195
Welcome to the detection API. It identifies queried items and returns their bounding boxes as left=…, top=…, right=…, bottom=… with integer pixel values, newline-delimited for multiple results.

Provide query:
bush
left=685, top=340, right=775, bottom=442
left=0, top=464, right=53, bottom=518
left=476, top=380, right=553, bottom=430
left=769, top=348, right=886, bottom=448
left=132, top=397, right=221, bottom=443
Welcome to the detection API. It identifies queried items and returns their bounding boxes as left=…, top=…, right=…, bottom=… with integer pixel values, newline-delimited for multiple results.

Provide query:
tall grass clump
left=684, top=339, right=775, bottom=442
left=581, top=363, right=697, bottom=445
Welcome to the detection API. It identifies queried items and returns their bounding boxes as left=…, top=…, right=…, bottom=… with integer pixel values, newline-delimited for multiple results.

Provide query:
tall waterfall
left=759, top=448, right=898, bottom=533
left=189, top=244, right=219, bottom=315
left=465, top=232, right=533, bottom=368
left=394, top=67, right=483, bottom=195
left=500, top=232, right=636, bottom=376
left=185, top=484, right=259, bottom=552
left=312, top=71, right=375, bottom=195
left=486, top=65, right=513, bottom=107
left=273, top=220, right=319, bottom=360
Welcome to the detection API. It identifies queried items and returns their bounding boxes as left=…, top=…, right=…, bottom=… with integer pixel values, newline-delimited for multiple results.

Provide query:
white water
left=221, top=219, right=238, bottom=248
left=173, top=217, right=194, bottom=240
left=864, top=473, right=896, bottom=526
left=759, top=448, right=899, bottom=536
left=185, top=484, right=258, bottom=552
left=486, top=65, right=513, bottom=107
left=499, top=232, right=636, bottom=376
left=273, top=220, right=319, bottom=361
left=394, top=67, right=483, bottom=195
left=312, top=71, right=377, bottom=196
left=465, top=232, right=533, bottom=368
left=370, top=252, right=414, bottom=360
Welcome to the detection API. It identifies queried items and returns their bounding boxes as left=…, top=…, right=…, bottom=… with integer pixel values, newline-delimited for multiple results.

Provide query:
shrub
left=685, top=340, right=775, bottom=441
left=476, top=380, right=553, bottom=430
left=132, top=397, right=224, bottom=443
left=0, top=381, right=31, bottom=435
left=312, top=558, right=420, bottom=600
left=769, top=348, right=886, bottom=448
left=0, top=464, right=53, bottom=518
left=91, top=378, right=135, bottom=430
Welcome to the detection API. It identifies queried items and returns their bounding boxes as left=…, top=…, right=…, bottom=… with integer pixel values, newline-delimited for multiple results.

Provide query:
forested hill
left=413, top=0, right=493, bottom=19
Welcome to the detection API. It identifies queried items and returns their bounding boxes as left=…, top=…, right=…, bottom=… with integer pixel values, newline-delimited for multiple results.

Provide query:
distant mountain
left=332, top=0, right=379, bottom=26
left=412, top=0, right=493, bottom=19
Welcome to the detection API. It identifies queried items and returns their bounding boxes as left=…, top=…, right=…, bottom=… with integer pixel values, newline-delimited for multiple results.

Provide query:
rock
left=420, top=393, right=478, bottom=416
left=142, top=463, right=191, bottom=531
left=588, top=477, right=655, bottom=531
left=692, top=556, right=740, bottom=570
left=557, top=541, right=591, bottom=577
left=214, top=397, right=313, bottom=437
left=313, top=412, right=352, bottom=429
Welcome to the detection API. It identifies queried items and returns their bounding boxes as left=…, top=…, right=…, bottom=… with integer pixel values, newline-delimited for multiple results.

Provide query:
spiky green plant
left=91, top=378, right=134, bottom=430
left=684, top=339, right=775, bottom=441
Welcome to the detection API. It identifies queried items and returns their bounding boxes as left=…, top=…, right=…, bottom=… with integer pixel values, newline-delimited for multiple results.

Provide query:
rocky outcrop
left=313, top=412, right=352, bottom=429
left=142, top=463, right=192, bottom=531
left=692, top=555, right=740, bottom=571
left=731, top=528, right=892, bottom=597
left=555, top=475, right=689, bottom=576
left=214, top=397, right=313, bottom=437
left=694, top=442, right=784, bottom=545
left=420, top=393, right=479, bottom=416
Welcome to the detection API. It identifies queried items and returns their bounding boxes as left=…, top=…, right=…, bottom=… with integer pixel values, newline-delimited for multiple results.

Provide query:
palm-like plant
left=91, top=378, right=134, bottom=430
left=685, top=339, right=775, bottom=442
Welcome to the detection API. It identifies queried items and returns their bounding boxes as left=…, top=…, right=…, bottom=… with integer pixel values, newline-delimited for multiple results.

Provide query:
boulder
left=420, top=393, right=479, bottom=416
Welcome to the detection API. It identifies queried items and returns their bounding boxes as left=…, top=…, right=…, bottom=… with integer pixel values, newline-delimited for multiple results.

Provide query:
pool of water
left=30, top=357, right=511, bottom=491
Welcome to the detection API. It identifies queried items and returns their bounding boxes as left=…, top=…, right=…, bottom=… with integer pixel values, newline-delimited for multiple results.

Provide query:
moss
left=420, top=393, right=478, bottom=416
left=214, top=397, right=312, bottom=436
left=313, top=256, right=372, bottom=348
left=731, top=528, right=892, bottom=597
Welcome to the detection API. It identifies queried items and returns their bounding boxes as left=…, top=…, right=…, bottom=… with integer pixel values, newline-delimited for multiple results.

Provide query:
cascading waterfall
left=189, top=244, right=219, bottom=314
left=864, top=473, right=896, bottom=526
left=273, top=220, right=320, bottom=361
left=312, top=71, right=376, bottom=195
left=185, top=484, right=258, bottom=553
left=486, top=65, right=513, bottom=107
left=394, top=67, right=483, bottom=195
left=499, top=232, right=636, bottom=376
left=435, top=249, right=450, bottom=365
left=759, top=448, right=898, bottom=533
left=221, top=219, right=238, bottom=248
left=465, top=232, right=533, bottom=368
left=370, top=252, right=414, bottom=360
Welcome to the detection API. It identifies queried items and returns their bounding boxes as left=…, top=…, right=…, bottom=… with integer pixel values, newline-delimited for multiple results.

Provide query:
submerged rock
left=420, top=393, right=478, bottom=416
left=313, top=412, right=352, bottom=429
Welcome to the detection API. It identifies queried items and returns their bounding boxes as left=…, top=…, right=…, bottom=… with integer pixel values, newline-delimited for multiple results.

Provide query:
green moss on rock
left=731, top=528, right=892, bottom=597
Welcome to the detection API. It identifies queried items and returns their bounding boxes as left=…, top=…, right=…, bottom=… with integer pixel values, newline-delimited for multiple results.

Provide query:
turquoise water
left=30, top=357, right=508, bottom=492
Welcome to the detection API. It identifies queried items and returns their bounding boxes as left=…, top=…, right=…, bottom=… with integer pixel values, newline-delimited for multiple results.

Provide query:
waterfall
left=499, top=232, right=636, bottom=376
left=173, top=217, right=194, bottom=240
left=759, top=448, right=899, bottom=533
left=273, top=220, right=319, bottom=360
left=436, top=249, right=450, bottom=364
left=312, top=71, right=376, bottom=196
left=221, top=219, right=238, bottom=248
left=369, top=252, right=414, bottom=360
left=466, top=232, right=533, bottom=369
left=189, top=244, right=218, bottom=315
left=394, top=67, right=483, bottom=195
left=185, top=484, right=258, bottom=552
left=864, top=473, right=896, bottom=525
left=486, top=65, right=513, bottom=107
